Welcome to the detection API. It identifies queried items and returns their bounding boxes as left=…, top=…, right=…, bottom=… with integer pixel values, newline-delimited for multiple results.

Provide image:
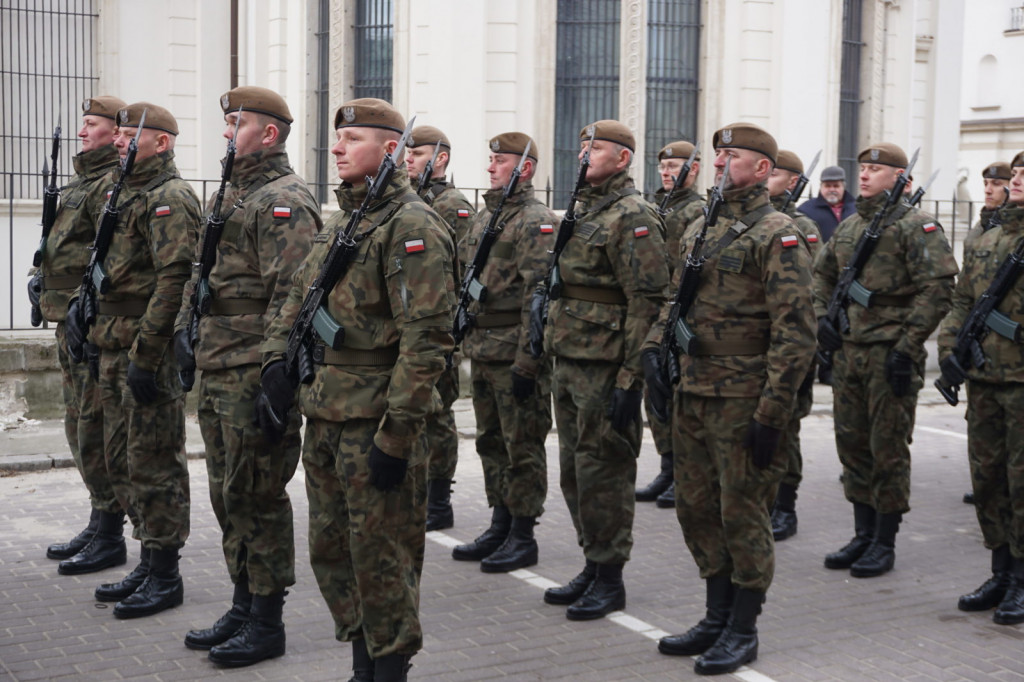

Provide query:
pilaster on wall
left=620, top=0, right=647, bottom=190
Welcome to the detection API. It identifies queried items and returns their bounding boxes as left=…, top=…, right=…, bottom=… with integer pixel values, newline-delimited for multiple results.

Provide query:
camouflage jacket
left=459, top=183, right=556, bottom=376
left=174, top=146, right=321, bottom=371
left=38, top=144, right=120, bottom=322
left=939, top=204, right=1024, bottom=384
left=546, top=171, right=670, bottom=390
left=964, top=207, right=999, bottom=258
left=263, top=168, right=456, bottom=459
left=812, top=192, right=958, bottom=360
left=772, top=195, right=823, bottom=259
left=87, top=151, right=201, bottom=371
left=419, top=177, right=476, bottom=246
left=644, top=184, right=816, bottom=429
left=655, top=186, right=705, bottom=277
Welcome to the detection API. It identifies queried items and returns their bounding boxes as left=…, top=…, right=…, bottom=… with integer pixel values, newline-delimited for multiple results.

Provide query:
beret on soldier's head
left=982, top=162, right=1012, bottom=179
left=658, top=140, right=699, bottom=162
left=488, top=132, right=538, bottom=162
left=775, top=150, right=803, bottom=175
left=82, top=96, right=126, bottom=120
left=1009, top=153, right=1024, bottom=169
left=220, top=86, right=292, bottom=124
left=857, top=142, right=908, bottom=168
left=409, top=125, right=451, bottom=149
left=712, top=122, right=778, bottom=164
left=334, top=98, right=404, bottom=134
left=580, top=120, right=636, bottom=152
left=118, top=102, right=179, bottom=136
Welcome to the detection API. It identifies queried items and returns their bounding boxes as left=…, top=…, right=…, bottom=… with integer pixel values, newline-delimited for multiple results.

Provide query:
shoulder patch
left=273, top=206, right=292, bottom=218
left=457, top=209, right=470, bottom=218
left=780, top=234, right=800, bottom=248
left=922, top=222, right=937, bottom=233
left=405, top=239, right=425, bottom=254
left=155, top=205, right=171, bottom=217
left=633, top=226, right=650, bottom=238
left=539, top=224, right=554, bottom=234
left=807, top=234, right=819, bottom=243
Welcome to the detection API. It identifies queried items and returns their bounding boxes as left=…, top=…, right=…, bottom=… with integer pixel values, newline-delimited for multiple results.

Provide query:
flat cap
left=334, top=98, right=404, bottom=134
left=775, top=150, right=803, bottom=175
left=118, top=102, right=178, bottom=136
left=1013, top=152, right=1024, bottom=169
left=821, top=165, right=846, bottom=182
left=983, top=161, right=1012, bottom=179
left=713, top=122, right=778, bottom=164
left=409, top=125, right=451, bottom=149
left=220, top=86, right=292, bottom=124
left=658, top=140, right=699, bottom=161
left=82, top=96, right=126, bottom=120
left=488, top=132, right=538, bottom=162
left=857, top=143, right=908, bottom=168
left=580, top=120, right=635, bottom=152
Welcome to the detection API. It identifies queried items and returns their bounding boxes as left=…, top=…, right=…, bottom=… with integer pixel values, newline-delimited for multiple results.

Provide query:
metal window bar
left=1011, top=6, right=1024, bottom=32
left=838, top=0, right=864, bottom=183
left=353, top=0, right=393, bottom=101
left=314, top=0, right=330, bottom=203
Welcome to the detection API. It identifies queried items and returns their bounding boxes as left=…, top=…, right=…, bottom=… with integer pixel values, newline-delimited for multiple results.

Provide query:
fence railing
left=1010, top=6, right=1024, bottom=32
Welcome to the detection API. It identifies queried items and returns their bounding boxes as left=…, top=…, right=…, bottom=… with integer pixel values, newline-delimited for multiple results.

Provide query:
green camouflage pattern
left=962, top=209, right=996, bottom=257
left=655, top=185, right=705, bottom=277
left=426, top=364, right=460, bottom=481
left=773, top=195, right=824, bottom=259
left=419, top=177, right=476, bottom=245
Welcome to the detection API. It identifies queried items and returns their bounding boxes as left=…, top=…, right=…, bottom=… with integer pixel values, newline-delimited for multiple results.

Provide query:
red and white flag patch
left=540, top=224, right=554, bottom=234
left=922, top=222, right=937, bottom=233
left=634, top=226, right=650, bottom=238
left=780, top=235, right=799, bottom=248
left=106, top=190, right=113, bottom=199
left=273, top=206, right=292, bottom=218
left=807, top=234, right=819, bottom=243
left=405, top=239, right=425, bottom=253
left=155, top=205, right=171, bottom=217
left=457, top=209, right=470, bottom=218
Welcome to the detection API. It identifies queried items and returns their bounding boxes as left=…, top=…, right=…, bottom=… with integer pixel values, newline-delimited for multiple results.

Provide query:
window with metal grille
left=838, top=0, right=864, bottom=184
left=553, top=0, right=620, bottom=207
left=644, top=0, right=700, bottom=196
left=353, top=0, right=393, bottom=101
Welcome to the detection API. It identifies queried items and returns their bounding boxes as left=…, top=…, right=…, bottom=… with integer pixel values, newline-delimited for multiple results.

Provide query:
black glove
left=511, top=370, right=535, bottom=402
left=127, top=361, right=159, bottom=405
left=607, top=387, right=643, bottom=433
left=65, top=299, right=86, bottom=363
left=27, top=273, right=43, bottom=308
left=253, top=360, right=295, bottom=443
left=885, top=350, right=914, bottom=397
left=744, top=419, right=781, bottom=470
left=642, top=348, right=671, bottom=422
left=368, top=443, right=408, bottom=492
left=817, top=317, right=843, bottom=352
left=939, top=354, right=967, bottom=387
left=173, top=329, right=196, bottom=392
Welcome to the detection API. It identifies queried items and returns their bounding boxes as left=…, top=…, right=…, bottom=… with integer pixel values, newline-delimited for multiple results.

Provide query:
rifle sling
left=218, top=170, right=286, bottom=225
left=843, top=202, right=913, bottom=305
left=93, top=171, right=177, bottom=269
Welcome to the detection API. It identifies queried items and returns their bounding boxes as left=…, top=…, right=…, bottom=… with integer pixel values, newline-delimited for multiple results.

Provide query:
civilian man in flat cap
left=67, top=102, right=201, bottom=618
left=798, top=164, right=856, bottom=242
left=542, top=120, right=669, bottom=621
left=643, top=123, right=816, bottom=675
left=174, top=86, right=322, bottom=667
left=964, top=161, right=1013, bottom=256
left=32, top=96, right=129, bottom=576
left=939, top=151, right=1024, bottom=625
left=405, top=125, right=475, bottom=532
left=764, top=149, right=823, bottom=542
left=814, top=142, right=957, bottom=579
left=258, top=97, right=455, bottom=681
left=635, top=140, right=705, bottom=509
left=449, top=132, right=556, bottom=573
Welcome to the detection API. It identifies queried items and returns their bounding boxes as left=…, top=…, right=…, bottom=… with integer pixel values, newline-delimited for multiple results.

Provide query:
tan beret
left=775, top=150, right=803, bottom=175
left=1009, top=153, right=1024, bottom=169
left=334, top=98, right=404, bottom=134
left=82, top=96, right=126, bottom=120
left=117, top=102, right=178, bottom=136
left=982, top=162, right=1012, bottom=180
left=220, top=86, right=292, bottom=124
left=713, top=122, right=778, bottom=164
left=580, top=120, right=635, bottom=152
left=488, top=132, right=538, bottom=162
left=857, top=143, right=908, bottom=168
left=658, top=140, right=699, bottom=162
left=409, top=125, right=451, bottom=149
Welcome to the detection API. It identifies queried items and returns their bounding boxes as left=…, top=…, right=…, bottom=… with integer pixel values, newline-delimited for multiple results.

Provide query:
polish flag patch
left=922, top=222, right=937, bottom=233
left=106, top=190, right=113, bottom=198
left=457, top=209, right=470, bottom=218
left=405, top=239, right=425, bottom=253
left=540, top=224, right=554, bottom=234
left=780, top=235, right=799, bottom=248
left=807, top=234, right=819, bottom=243
left=273, top=206, right=292, bottom=218
left=155, top=205, right=171, bottom=217
left=634, top=226, right=650, bottom=238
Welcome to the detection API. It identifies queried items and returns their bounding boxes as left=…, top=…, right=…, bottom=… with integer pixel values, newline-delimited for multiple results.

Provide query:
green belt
left=870, top=294, right=913, bottom=307
left=43, top=275, right=81, bottom=290
left=561, top=283, right=627, bottom=305
left=97, top=299, right=148, bottom=316
left=209, top=298, right=269, bottom=315
left=313, top=345, right=400, bottom=366
left=473, top=311, right=520, bottom=328
left=688, top=336, right=770, bottom=357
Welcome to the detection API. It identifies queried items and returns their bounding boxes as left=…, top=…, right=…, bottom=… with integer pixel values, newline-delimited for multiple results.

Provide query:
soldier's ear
left=263, top=123, right=280, bottom=147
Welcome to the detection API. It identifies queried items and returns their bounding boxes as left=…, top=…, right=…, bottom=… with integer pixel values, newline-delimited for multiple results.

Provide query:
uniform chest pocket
left=716, top=247, right=746, bottom=274
left=576, top=221, right=608, bottom=247
left=490, top=240, right=514, bottom=260
left=62, top=190, right=86, bottom=210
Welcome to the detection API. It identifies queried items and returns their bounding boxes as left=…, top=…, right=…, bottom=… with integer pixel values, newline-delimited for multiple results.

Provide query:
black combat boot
left=480, top=516, right=538, bottom=573
left=824, top=502, right=875, bottom=569
left=544, top=559, right=596, bottom=605
left=113, top=547, right=183, bottom=618
left=694, top=588, right=764, bottom=675
left=47, top=507, right=99, bottom=560
left=655, top=482, right=676, bottom=508
left=850, top=512, right=900, bottom=578
left=566, top=562, right=625, bottom=620
left=994, top=557, right=1024, bottom=625
left=960, top=545, right=1012, bottom=611
left=771, top=483, right=798, bottom=542
left=451, top=505, right=511, bottom=561
left=57, top=510, right=127, bottom=575
left=426, top=478, right=454, bottom=531
left=658, top=575, right=734, bottom=656
left=95, top=545, right=150, bottom=602
left=209, top=590, right=287, bottom=667
left=348, top=638, right=374, bottom=682
left=636, top=453, right=673, bottom=501
left=185, top=580, right=252, bottom=650
left=374, top=653, right=412, bottom=682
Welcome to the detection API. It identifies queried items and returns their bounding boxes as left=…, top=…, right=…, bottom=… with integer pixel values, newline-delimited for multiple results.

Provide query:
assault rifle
left=780, top=149, right=820, bottom=213
left=657, top=142, right=700, bottom=216
left=416, top=140, right=443, bottom=194
left=907, top=168, right=939, bottom=208
left=527, top=127, right=596, bottom=359
left=31, top=119, right=62, bottom=327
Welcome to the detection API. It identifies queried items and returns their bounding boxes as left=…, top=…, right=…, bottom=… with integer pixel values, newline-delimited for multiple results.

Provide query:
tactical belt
left=97, top=299, right=148, bottom=316
left=209, top=298, right=269, bottom=315
left=474, top=311, right=520, bottom=328
left=688, top=336, right=770, bottom=357
left=560, top=283, right=627, bottom=305
left=313, top=345, right=399, bottom=366
left=43, top=275, right=81, bottom=290
left=868, top=293, right=913, bottom=307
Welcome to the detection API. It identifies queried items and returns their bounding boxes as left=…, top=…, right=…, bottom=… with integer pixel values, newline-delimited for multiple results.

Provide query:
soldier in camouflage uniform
left=964, top=162, right=1012, bottom=257
left=542, top=120, right=669, bottom=621
left=449, top=132, right=556, bottom=573
left=636, top=140, right=704, bottom=508
left=173, top=87, right=321, bottom=667
left=814, top=142, right=957, bottom=579
left=406, top=125, right=475, bottom=531
left=257, top=99, right=455, bottom=682
left=30, top=96, right=128, bottom=576
left=765, top=149, right=823, bottom=542
left=66, top=102, right=201, bottom=619
left=643, top=124, right=816, bottom=675
left=938, top=151, right=1024, bottom=624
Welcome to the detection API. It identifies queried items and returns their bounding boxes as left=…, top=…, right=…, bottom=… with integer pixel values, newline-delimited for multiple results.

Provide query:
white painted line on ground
left=916, top=425, right=968, bottom=440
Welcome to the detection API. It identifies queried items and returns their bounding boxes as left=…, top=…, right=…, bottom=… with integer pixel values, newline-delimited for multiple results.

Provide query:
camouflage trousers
left=303, top=417, right=427, bottom=658
left=965, top=381, right=1024, bottom=554
left=426, top=363, right=460, bottom=481
left=98, top=347, right=189, bottom=549
left=56, top=322, right=120, bottom=513
left=553, top=358, right=638, bottom=565
left=471, top=359, right=551, bottom=518
left=779, top=371, right=814, bottom=489
left=833, top=342, right=921, bottom=514
left=645, top=392, right=674, bottom=456
left=198, top=365, right=301, bottom=595
left=673, top=394, right=785, bottom=592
